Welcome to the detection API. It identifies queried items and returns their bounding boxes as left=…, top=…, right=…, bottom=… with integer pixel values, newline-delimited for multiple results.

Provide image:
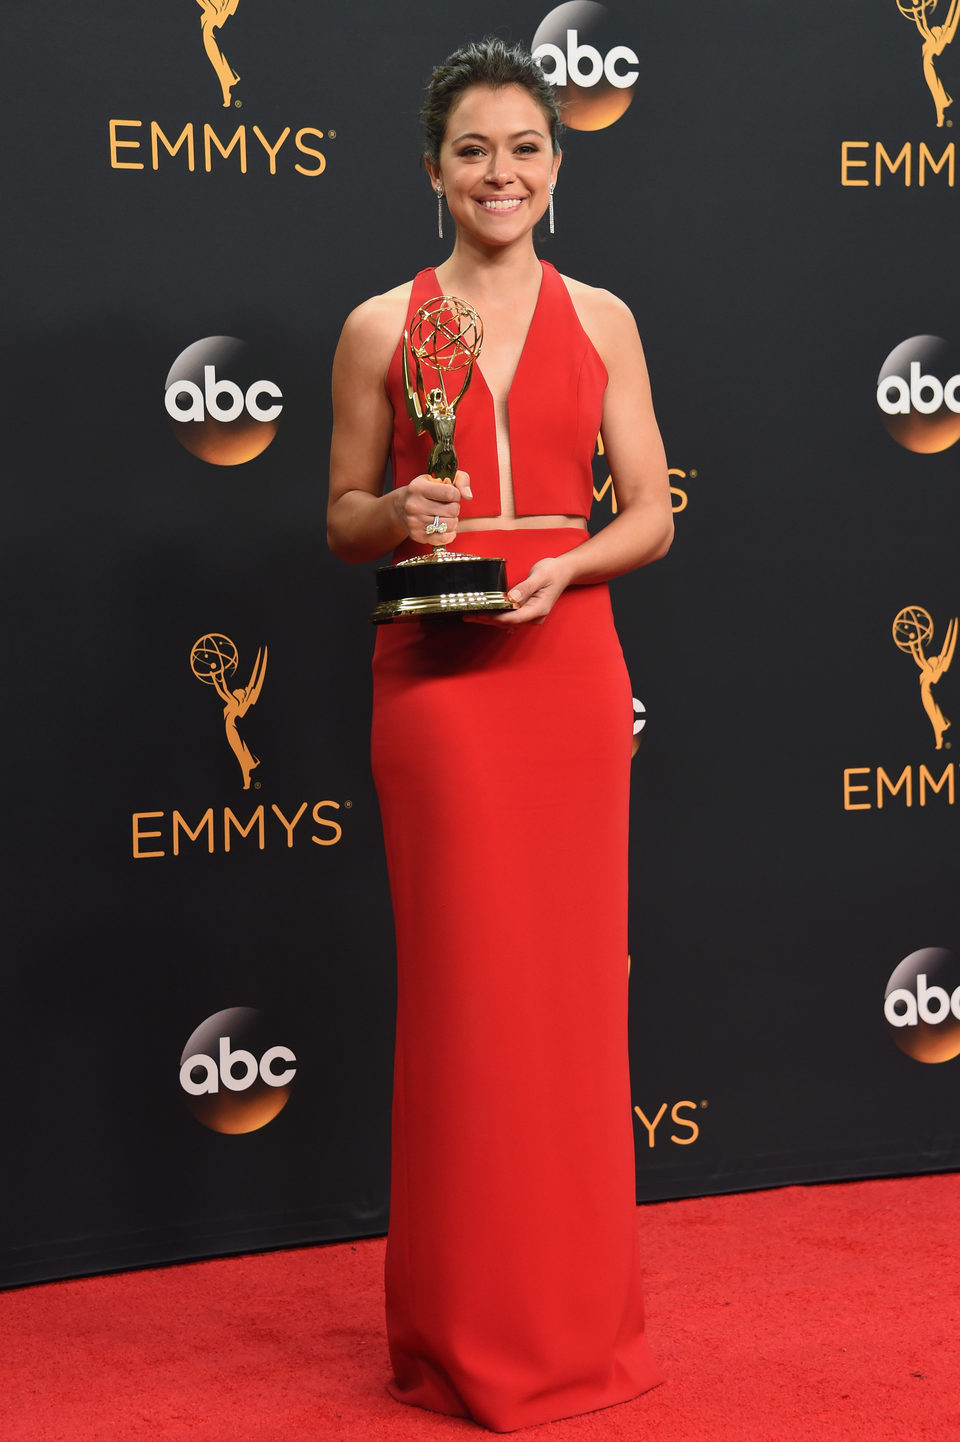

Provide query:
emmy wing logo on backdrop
left=180, top=1007, right=297, bottom=1133
left=131, top=633, right=347, bottom=859
left=191, top=634, right=267, bottom=789
left=843, top=604, right=959, bottom=811
left=532, top=2, right=639, bottom=131
left=877, top=337, right=960, bottom=452
left=197, top=0, right=241, bottom=109
left=883, top=949, right=960, bottom=1062
left=108, top=4, right=334, bottom=176
left=897, top=0, right=960, bottom=127
left=165, top=337, right=282, bottom=465
left=840, top=4, right=959, bottom=187
left=892, top=606, right=958, bottom=749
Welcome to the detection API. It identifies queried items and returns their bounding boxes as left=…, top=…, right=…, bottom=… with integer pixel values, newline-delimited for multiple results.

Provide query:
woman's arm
left=494, top=286, right=674, bottom=624
left=327, top=295, right=471, bottom=563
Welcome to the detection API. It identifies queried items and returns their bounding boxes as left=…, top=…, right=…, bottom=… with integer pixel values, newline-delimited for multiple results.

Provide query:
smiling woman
left=326, top=36, right=673, bottom=1433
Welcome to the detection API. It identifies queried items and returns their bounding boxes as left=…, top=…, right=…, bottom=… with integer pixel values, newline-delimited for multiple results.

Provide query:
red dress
left=371, top=263, right=662, bottom=1432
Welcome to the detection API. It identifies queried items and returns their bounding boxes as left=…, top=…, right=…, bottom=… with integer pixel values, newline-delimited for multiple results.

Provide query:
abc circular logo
left=179, top=1007, right=297, bottom=1133
left=876, top=336, right=960, bottom=454
left=533, top=2, right=639, bottom=132
left=165, top=337, right=283, bottom=465
left=883, top=948, right=960, bottom=1064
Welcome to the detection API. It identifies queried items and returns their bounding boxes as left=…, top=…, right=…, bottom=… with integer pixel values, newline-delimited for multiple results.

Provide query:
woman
left=327, top=38, right=673, bottom=1433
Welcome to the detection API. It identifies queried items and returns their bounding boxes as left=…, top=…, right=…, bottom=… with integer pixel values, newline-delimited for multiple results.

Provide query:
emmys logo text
left=166, top=339, right=282, bottom=465
left=108, top=4, right=333, bottom=177
left=130, top=631, right=348, bottom=859
left=883, top=948, right=960, bottom=1063
left=842, top=604, right=959, bottom=811
left=180, top=1007, right=297, bottom=1133
left=109, top=120, right=330, bottom=176
left=132, top=803, right=344, bottom=858
left=633, top=1101, right=703, bottom=1148
left=877, top=337, right=960, bottom=452
left=533, top=2, right=638, bottom=131
left=840, top=3, right=960, bottom=188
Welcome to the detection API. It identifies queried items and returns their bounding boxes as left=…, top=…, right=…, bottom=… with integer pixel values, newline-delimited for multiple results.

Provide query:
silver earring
left=548, top=182, right=555, bottom=236
left=436, top=185, right=444, bottom=240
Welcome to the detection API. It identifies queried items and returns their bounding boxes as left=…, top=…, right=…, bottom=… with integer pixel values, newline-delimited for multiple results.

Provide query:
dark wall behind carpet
left=3, top=1, right=959, bottom=1286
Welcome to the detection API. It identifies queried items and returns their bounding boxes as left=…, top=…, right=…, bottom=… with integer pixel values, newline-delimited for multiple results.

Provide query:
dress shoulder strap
left=404, top=269, right=441, bottom=326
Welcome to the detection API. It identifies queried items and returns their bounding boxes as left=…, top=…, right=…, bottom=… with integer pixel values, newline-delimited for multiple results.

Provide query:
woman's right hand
left=395, top=471, right=472, bottom=546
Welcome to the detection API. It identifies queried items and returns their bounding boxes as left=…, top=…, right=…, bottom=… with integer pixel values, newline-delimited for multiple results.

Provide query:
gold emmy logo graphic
left=893, top=605, right=958, bottom=749
left=191, top=633, right=267, bottom=788
left=897, top=0, right=960, bottom=127
left=196, top=0, right=241, bottom=108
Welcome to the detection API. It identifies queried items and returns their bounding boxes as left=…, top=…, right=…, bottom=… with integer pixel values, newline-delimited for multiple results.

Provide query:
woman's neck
left=436, top=236, right=543, bottom=309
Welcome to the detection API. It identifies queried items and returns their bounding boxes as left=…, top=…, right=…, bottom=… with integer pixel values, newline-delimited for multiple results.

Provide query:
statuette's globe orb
left=892, top=606, right=934, bottom=653
left=411, top=297, right=483, bottom=373
left=190, top=633, right=239, bottom=684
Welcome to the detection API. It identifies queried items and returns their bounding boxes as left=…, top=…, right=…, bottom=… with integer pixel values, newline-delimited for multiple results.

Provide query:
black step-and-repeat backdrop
left=4, top=1, right=960, bottom=1287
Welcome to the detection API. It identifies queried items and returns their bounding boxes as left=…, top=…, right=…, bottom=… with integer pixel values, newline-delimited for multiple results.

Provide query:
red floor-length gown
left=370, top=263, right=662, bottom=1432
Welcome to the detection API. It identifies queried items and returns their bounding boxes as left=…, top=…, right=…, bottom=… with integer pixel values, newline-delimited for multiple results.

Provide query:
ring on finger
left=425, top=515, right=448, bottom=536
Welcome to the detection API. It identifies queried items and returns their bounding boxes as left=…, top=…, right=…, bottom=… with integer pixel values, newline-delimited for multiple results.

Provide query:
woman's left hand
left=468, top=556, right=573, bottom=627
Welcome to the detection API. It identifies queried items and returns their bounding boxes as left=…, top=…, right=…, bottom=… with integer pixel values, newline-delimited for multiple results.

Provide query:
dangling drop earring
left=548, top=181, right=556, bottom=236
left=436, top=184, right=444, bottom=240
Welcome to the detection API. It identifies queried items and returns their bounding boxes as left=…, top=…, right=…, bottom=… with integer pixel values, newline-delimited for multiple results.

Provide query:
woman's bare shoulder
left=340, top=281, right=413, bottom=347
left=557, top=273, right=643, bottom=358
left=334, top=281, right=415, bottom=385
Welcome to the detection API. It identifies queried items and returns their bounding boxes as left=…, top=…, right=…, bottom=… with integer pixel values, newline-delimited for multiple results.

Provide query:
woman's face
left=429, top=84, right=561, bottom=247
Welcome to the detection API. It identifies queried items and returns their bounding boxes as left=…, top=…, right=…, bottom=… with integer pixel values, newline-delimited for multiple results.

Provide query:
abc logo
left=876, top=336, right=960, bottom=454
left=165, top=336, right=282, bottom=465
left=883, top=948, right=960, bottom=1064
left=179, top=1007, right=297, bottom=1133
left=532, top=2, right=639, bottom=132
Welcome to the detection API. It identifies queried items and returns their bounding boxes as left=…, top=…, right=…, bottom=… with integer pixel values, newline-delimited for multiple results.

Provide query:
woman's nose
left=485, top=152, right=514, bottom=185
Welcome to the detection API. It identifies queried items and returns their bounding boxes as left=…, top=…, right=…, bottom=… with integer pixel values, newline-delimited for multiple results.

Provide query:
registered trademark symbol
left=700, top=1100, right=708, bottom=1108
left=328, top=129, right=337, bottom=139
left=344, top=799, right=353, bottom=809
left=690, top=469, right=698, bottom=479
left=235, top=100, right=242, bottom=108
left=254, top=781, right=262, bottom=790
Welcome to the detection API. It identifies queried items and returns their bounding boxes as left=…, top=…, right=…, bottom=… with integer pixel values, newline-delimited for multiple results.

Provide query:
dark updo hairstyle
left=420, top=37, right=563, bottom=162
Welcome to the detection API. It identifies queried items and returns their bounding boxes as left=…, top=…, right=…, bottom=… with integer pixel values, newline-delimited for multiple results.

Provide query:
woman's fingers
left=404, top=475, right=461, bottom=543
left=488, top=559, right=569, bottom=626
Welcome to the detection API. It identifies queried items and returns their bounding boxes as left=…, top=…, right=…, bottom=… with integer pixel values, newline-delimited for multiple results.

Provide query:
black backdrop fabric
left=3, top=1, right=960, bottom=1286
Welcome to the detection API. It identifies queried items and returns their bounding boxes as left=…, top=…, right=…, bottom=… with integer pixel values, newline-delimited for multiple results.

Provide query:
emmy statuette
left=372, top=296, right=515, bottom=623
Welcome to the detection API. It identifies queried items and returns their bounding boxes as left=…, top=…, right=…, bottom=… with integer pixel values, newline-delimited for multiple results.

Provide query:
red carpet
left=2, top=1174, right=958, bottom=1440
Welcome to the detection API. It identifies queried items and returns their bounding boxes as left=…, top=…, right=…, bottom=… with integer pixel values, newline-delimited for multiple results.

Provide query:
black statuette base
left=372, top=551, right=514, bottom=624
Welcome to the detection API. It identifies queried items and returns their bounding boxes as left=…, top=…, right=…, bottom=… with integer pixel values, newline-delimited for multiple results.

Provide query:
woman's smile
left=477, top=196, right=525, bottom=212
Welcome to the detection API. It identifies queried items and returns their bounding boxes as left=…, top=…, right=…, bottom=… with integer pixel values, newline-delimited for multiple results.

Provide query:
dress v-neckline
left=429, top=260, right=547, bottom=407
